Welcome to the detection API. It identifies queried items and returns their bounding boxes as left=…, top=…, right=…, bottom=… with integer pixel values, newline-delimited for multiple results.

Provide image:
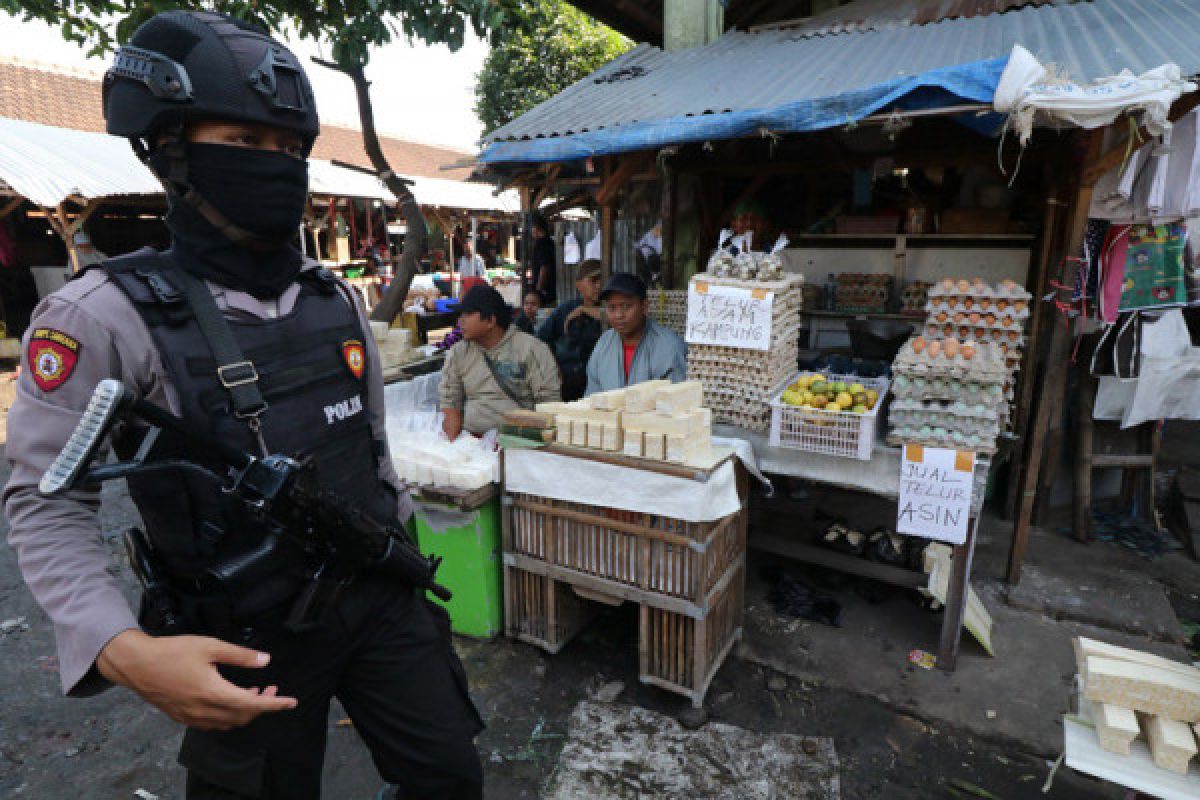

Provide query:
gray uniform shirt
left=3, top=261, right=411, bottom=697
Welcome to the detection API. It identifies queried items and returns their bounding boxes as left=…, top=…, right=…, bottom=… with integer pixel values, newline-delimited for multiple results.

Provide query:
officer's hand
left=97, top=629, right=298, bottom=730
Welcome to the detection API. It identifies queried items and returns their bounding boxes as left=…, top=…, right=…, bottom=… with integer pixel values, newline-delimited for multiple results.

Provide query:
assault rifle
left=40, top=380, right=450, bottom=632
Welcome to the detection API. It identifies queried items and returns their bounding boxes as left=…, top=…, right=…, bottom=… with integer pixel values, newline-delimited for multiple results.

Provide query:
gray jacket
left=585, top=318, right=688, bottom=396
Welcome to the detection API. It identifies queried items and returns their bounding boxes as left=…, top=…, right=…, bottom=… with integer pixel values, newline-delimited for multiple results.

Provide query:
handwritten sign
left=686, top=282, right=774, bottom=351
left=897, top=445, right=975, bottom=544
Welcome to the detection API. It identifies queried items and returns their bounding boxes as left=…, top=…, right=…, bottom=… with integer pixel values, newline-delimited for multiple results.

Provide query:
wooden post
left=938, top=513, right=981, bottom=671
left=1073, top=373, right=1097, bottom=542
left=661, top=164, right=676, bottom=288
left=1007, top=130, right=1104, bottom=585
left=601, top=159, right=616, bottom=282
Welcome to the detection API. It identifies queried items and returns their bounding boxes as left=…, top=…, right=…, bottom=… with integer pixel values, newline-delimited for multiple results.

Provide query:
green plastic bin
left=412, top=496, right=503, bottom=639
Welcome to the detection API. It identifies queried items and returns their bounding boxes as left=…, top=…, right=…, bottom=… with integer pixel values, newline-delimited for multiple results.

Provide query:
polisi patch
left=28, top=328, right=81, bottom=392
left=342, top=339, right=365, bottom=379
left=324, top=394, right=363, bottom=425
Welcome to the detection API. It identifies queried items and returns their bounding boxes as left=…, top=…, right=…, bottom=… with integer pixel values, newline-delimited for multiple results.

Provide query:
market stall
left=469, top=0, right=1200, bottom=683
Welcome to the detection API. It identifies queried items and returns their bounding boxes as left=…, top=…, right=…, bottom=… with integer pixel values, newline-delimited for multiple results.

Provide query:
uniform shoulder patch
left=28, top=328, right=81, bottom=392
left=342, top=339, right=365, bottom=380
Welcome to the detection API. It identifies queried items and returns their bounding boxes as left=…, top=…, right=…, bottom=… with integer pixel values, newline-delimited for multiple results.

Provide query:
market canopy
left=0, top=115, right=517, bottom=214
left=481, top=0, right=1200, bottom=165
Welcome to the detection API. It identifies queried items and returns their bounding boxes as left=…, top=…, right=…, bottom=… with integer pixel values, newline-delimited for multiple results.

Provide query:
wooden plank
left=1075, top=637, right=1200, bottom=682
left=749, top=532, right=927, bottom=589
left=938, top=513, right=983, bottom=669
left=1144, top=714, right=1199, bottom=775
left=1007, top=129, right=1105, bottom=585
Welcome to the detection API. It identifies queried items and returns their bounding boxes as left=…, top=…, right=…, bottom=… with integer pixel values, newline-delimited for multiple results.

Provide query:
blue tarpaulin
left=481, top=56, right=1008, bottom=165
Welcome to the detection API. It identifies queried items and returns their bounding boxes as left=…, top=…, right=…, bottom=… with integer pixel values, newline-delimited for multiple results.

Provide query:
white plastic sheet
left=504, top=448, right=741, bottom=523
left=1094, top=310, right=1200, bottom=427
left=995, top=45, right=1196, bottom=146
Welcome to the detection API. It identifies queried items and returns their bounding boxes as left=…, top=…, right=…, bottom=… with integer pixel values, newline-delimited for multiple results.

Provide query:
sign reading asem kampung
left=686, top=282, right=774, bottom=351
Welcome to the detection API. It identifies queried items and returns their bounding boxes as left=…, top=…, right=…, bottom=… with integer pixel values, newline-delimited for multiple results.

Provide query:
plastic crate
left=768, top=372, right=890, bottom=460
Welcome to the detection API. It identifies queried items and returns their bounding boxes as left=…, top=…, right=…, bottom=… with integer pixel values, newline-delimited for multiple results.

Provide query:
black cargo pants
left=178, top=577, right=484, bottom=799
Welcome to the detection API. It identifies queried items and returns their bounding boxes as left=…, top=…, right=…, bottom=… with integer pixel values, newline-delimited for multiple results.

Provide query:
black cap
left=600, top=272, right=647, bottom=302
left=459, top=284, right=512, bottom=328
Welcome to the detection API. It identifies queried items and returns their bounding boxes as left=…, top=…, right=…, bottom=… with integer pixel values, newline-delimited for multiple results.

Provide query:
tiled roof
left=0, top=58, right=472, bottom=180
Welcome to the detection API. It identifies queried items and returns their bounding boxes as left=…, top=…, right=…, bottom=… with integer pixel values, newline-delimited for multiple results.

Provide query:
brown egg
left=983, top=314, right=996, bottom=326
left=1007, top=330, right=1020, bottom=342
left=961, top=342, right=976, bottom=360
left=936, top=311, right=949, bottom=323
left=943, top=325, right=955, bottom=337
left=999, top=316, right=1014, bottom=327
left=1001, top=279, right=1018, bottom=290
left=958, top=326, right=970, bottom=338
left=943, top=339, right=960, bottom=358
left=940, top=278, right=956, bottom=291
left=968, top=312, right=981, bottom=325
left=1014, top=300, right=1028, bottom=312
left=957, top=279, right=971, bottom=292
left=978, top=298, right=993, bottom=310
left=912, top=336, right=927, bottom=354
left=998, top=342, right=1009, bottom=353
left=973, top=326, right=987, bottom=339
left=953, top=312, right=966, bottom=324
left=928, top=340, right=942, bottom=358
left=963, top=297, right=975, bottom=309
left=996, top=299, right=1009, bottom=311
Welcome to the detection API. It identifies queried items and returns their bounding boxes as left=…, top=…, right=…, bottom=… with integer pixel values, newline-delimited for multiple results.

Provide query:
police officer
left=3, top=11, right=483, bottom=799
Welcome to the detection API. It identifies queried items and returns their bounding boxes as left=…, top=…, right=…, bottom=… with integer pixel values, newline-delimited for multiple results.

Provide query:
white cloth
left=503, top=448, right=741, bottom=523
left=636, top=223, right=663, bottom=258
left=1094, top=310, right=1200, bottom=427
left=1090, top=111, right=1200, bottom=223
left=995, top=44, right=1196, bottom=147
left=584, top=232, right=603, bottom=261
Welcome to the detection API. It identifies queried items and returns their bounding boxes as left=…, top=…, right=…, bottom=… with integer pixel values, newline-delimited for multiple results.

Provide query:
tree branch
left=313, top=56, right=426, bottom=324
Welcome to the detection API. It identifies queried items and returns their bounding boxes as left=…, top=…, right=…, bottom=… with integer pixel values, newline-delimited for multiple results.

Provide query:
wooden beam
left=661, top=166, right=677, bottom=288
left=1007, top=130, right=1104, bottom=585
left=0, top=196, right=23, bottom=221
left=595, top=154, right=646, bottom=205
left=1082, top=92, right=1200, bottom=186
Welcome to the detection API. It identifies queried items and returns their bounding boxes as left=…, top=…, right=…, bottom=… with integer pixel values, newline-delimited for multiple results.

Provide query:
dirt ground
left=0, top=451, right=1121, bottom=800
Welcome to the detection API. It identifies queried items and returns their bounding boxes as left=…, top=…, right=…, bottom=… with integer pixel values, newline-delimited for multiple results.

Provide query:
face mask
left=184, top=142, right=309, bottom=241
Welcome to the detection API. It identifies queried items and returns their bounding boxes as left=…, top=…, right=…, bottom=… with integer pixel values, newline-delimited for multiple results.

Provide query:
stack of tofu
left=685, top=274, right=805, bottom=432
left=1074, top=636, right=1200, bottom=774
left=369, top=320, right=417, bottom=371
left=537, top=380, right=713, bottom=465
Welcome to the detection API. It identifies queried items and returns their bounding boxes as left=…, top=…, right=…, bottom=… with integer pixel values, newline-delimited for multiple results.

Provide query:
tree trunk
left=315, top=59, right=426, bottom=323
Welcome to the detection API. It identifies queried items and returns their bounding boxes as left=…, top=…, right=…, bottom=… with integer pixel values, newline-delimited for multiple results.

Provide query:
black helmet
left=103, top=10, right=319, bottom=152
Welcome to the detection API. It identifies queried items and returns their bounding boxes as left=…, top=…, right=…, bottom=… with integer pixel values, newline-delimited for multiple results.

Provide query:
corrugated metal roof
left=773, top=0, right=1061, bottom=38
left=486, top=0, right=1200, bottom=146
left=0, top=116, right=516, bottom=212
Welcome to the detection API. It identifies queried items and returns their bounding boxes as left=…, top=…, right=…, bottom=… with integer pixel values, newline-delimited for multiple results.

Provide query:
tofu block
left=555, top=419, right=571, bottom=444
left=536, top=401, right=572, bottom=415
left=623, top=411, right=694, bottom=437
left=587, top=424, right=604, bottom=449
left=570, top=419, right=588, bottom=447
left=1092, top=703, right=1140, bottom=756
left=643, top=432, right=666, bottom=460
left=623, top=429, right=644, bottom=458
left=655, top=380, right=704, bottom=414
left=369, top=320, right=390, bottom=342
left=1085, top=655, right=1200, bottom=721
left=602, top=424, right=623, bottom=452
left=590, top=389, right=627, bottom=411
left=1143, top=714, right=1198, bottom=774
left=387, top=328, right=413, bottom=347
left=691, top=407, right=713, bottom=432
left=624, top=380, right=671, bottom=412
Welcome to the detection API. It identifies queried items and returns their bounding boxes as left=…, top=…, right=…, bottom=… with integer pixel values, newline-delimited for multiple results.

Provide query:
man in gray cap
left=4, top=10, right=483, bottom=799
left=585, top=273, right=687, bottom=395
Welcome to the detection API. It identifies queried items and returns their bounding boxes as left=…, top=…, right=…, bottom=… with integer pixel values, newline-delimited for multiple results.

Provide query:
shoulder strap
left=477, top=343, right=532, bottom=410
left=168, top=265, right=269, bottom=421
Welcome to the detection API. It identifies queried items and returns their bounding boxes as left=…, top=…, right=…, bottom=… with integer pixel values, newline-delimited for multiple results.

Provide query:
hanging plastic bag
left=584, top=232, right=602, bottom=261
left=563, top=231, right=581, bottom=265
left=1120, top=309, right=1200, bottom=427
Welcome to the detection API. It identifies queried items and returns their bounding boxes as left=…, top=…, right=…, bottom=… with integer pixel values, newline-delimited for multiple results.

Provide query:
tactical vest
left=102, top=249, right=397, bottom=618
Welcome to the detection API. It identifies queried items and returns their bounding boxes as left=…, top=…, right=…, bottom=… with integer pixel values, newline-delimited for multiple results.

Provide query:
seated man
left=440, top=284, right=561, bottom=438
left=585, top=273, right=687, bottom=396
left=514, top=289, right=541, bottom=335
left=537, top=260, right=605, bottom=401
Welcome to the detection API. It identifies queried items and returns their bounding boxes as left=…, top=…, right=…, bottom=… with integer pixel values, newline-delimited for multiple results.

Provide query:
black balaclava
left=154, top=142, right=309, bottom=299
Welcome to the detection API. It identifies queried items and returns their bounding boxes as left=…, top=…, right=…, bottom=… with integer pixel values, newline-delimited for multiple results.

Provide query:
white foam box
left=570, top=419, right=589, bottom=447
left=625, top=380, right=671, bottom=413
left=555, top=420, right=571, bottom=445
left=655, top=381, right=705, bottom=414
left=587, top=424, right=605, bottom=449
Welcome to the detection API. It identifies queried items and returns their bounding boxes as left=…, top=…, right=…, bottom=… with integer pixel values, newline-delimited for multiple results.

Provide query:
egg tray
left=886, top=429, right=998, bottom=456
left=927, top=280, right=1031, bottom=303
left=889, top=408, right=1004, bottom=433
left=890, top=396, right=1003, bottom=421
left=688, top=349, right=799, bottom=373
left=711, top=405, right=772, bottom=433
left=892, top=381, right=1006, bottom=408
left=891, top=392, right=1009, bottom=421
left=925, top=299, right=1031, bottom=322
left=892, top=358, right=1009, bottom=383
left=691, top=273, right=806, bottom=295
